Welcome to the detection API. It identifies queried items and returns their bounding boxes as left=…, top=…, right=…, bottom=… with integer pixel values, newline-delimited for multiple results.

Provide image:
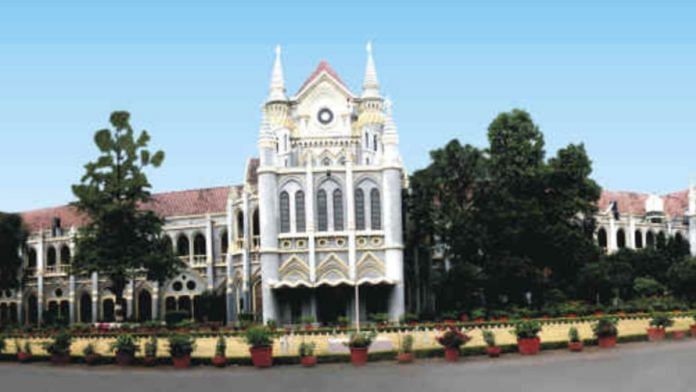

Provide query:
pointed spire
left=361, top=41, right=380, bottom=99
left=267, top=45, right=287, bottom=102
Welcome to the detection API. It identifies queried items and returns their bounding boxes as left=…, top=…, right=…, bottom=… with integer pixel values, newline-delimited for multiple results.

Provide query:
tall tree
left=71, top=111, right=181, bottom=321
left=0, top=213, right=28, bottom=290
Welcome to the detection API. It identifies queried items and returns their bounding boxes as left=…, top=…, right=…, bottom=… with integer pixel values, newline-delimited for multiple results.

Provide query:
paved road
left=2, top=340, right=695, bottom=392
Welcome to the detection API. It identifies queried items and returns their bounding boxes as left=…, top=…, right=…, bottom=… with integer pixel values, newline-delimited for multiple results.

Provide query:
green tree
left=71, top=111, right=181, bottom=321
left=667, top=258, right=696, bottom=301
left=0, top=213, right=28, bottom=290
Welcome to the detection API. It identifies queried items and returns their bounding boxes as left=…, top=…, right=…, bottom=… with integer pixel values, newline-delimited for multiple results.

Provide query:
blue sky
left=1, top=0, right=694, bottom=212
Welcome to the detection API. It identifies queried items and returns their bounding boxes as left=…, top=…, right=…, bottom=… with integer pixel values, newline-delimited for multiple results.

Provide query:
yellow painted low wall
left=3, top=316, right=693, bottom=359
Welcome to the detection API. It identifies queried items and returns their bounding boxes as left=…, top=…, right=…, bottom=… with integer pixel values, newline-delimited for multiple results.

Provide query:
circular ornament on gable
left=317, top=108, right=334, bottom=125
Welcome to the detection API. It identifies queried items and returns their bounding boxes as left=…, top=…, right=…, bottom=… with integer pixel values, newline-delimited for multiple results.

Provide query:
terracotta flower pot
left=250, top=346, right=273, bottom=368
left=517, top=337, right=540, bottom=355
left=485, top=346, right=502, bottom=358
left=672, top=330, right=686, bottom=340
left=211, top=355, right=227, bottom=368
left=349, top=347, right=369, bottom=366
left=598, top=336, right=617, bottom=348
left=17, top=352, right=32, bottom=363
left=568, top=341, right=583, bottom=352
left=51, top=353, right=71, bottom=365
left=444, top=347, right=460, bottom=362
left=143, top=356, right=157, bottom=367
left=172, top=355, right=191, bottom=369
left=300, top=355, right=317, bottom=367
left=647, top=327, right=666, bottom=341
left=85, top=354, right=101, bottom=366
left=690, top=325, right=696, bottom=337
left=396, top=352, right=414, bottom=364
left=115, top=351, right=134, bottom=366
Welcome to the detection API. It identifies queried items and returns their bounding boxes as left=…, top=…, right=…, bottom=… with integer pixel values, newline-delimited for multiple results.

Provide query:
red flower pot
left=143, top=356, right=157, bottom=367
left=51, top=353, right=71, bottom=365
left=444, top=347, right=460, bottom=362
left=565, top=314, right=578, bottom=319
left=300, top=355, right=317, bottom=367
left=598, top=336, right=617, bottom=348
left=485, top=346, right=502, bottom=358
left=17, top=352, right=32, bottom=363
left=517, top=337, right=541, bottom=355
left=211, top=355, right=227, bottom=368
left=115, top=351, right=134, bottom=366
left=647, top=327, right=666, bottom=341
left=396, top=352, right=414, bottom=364
left=250, top=346, right=273, bottom=368
left=172, top=355, right=191, bottom=369
left=568, top=341, right=583, bottom=352
left=349, top=347, right=369, bottom=366
left=459, top=315, right=469, bottom=322
left=474, top=318, right=485, bottom=324
left=672, top=330, right=686, bottom=340
left=444, top=319, right=457, bottom=325
left=690, top=325, right=696, bottom=337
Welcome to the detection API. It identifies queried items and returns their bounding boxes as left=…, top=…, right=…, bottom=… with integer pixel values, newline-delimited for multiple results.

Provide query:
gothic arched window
left=46, top=246, right=56, bottom=266
left=295, top=191, right=306, bottom=232
left=60, top=245, right=71, bottom=265
left=634, top=230, right=643, bottom=249
left=355, top=189, right=365, bottom=230
left=370, top=188, right=381, bottom=230
left=333, top=189, right=344, bottom=231
left=280, top=191, right=290, bottom=233
left=616, top=229, right=626, bottom=249
left=597, top=228, right=608, bottom=250
left=317, top=190, right=328, bottom=232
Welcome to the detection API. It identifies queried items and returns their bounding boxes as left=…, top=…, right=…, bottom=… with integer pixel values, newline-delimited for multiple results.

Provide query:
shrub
left=0, top=334, right=5, bottom=353
left=215, top=335, right=226, bottom=357
left=44, top=330, right=72, bottom=356
left=649, top=313, right=674, bottom=329
left=298, top=341, right=316, bottom=357
left=400, top=313, right=418, bottom=324
left=345, top=331, right=377, bottom=349
left=144, top=336, right=158, bottom=358
left=23, top=341, right=32, bottom=355
left=110, top=334, right=139, bottom=356
left=437, top=328, right=471, bottom=349
left=266, top=319, right=277, bottom=330
left=164, top=311, right=190, bottom=326
left=470, top=308, right=486, bottom=320
left=300, top=315, right=316, bottom=325
left=441, top=310, right=459, bottom=321
left=633, top=277, right=665, bottom=297
left=369, top=313, right=390, bottom=324
left=511, top=320, right=542, bottom=339
left=400, top=335, right=414, bottom=354
left=593, top=317, right=618, bottom=338
left=14, top=338, right=21, bottom=353
left=568, top=327, right=580, bottom=343
left=168, top=334, right=195, bottom=358
left=83, top=342, right=97, bottom=356
left=243, top=326, right=274, bottom=348
left=482, top=330, right=496, bottom=347
left=337, top=316, right=350, bottom=326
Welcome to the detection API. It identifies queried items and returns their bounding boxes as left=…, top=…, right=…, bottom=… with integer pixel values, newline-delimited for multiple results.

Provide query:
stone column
left=383, top=165, right=405, bottom=322
left=91, top=272, right=99, bottom=323
left=242, top=192, right=251, bottom=307
left=607, top=216, right=617, bottom=253
left=258, top=169, right=279, bottom=322
left=305, top=160, right=316, bottom=283
left=151, top=281, right=159, bottom=321
left=205, top=215, right=214, bottom=290
left=225, top=198, right=236, bottom=324
left=37, top=234, right=45, bottom=325
left=126, top=279, right=134, bottom=319
left=68, top=275, right=76, bottom=324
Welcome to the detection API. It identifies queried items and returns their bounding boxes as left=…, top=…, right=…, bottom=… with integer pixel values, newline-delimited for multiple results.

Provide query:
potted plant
left=691, top=315, right=696, bottom=337
left=337, top=316, right=350, bottom=329
left=17, top=340, right=32, bottom=363
left=568, top=327, right=583, bottom=352
left=44, top=330, right=72, bottom=365
left=110, top=334, right=139, bottom=366
left=647, top=313, right=673, bottom=341
left=244, top=325, right=274, bottom=368
left=672, top=330, right=686, bottom=340
left=83, top=342, right=101, bottom=365
left=211, top=335, right=227, bottom=367
left=482, top=330, right=501, bottom=358
left=512, top=320, right=542, bottom=355
left=299, top=341, right=317, bottom=367
left=396, top=334, right=414, bottom=363
left=593, top=317, right=618, bottom=348
left=301, top=316, right=316, bottom=331
left=470, top=308, right=486, bottom=323
left=344, top=331, right=376, bottom=366
left=436, top=327, right=471, bottom=362
left=168, top=333, right=196, bottom=369
left=369, top=313, right=390, bottom=327
left=441, top=311, right=459, bottom=324
left=143, top=336, right=158, bottom=366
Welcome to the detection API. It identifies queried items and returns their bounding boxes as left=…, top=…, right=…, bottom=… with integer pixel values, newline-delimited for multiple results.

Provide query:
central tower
left=257, top=44, right=405, bottom=324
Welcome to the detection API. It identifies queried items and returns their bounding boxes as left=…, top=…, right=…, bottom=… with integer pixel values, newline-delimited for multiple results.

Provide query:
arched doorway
left=79, top=292, right=92, bottom=323
left=178, top=296, right=192, bottom=317
left=597, top=228, right=608, bottom=250
left=103, top=298, right=115, bottom=322
left=9, top=303, right=18, bottom=324
left=137, top=290, right=152, bottom=322
left=26, top=294, right=38, bottom=325
left=0, top=303, right=8, bottom=325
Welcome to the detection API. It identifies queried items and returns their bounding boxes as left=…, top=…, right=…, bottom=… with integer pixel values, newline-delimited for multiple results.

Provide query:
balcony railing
left=191, top=255, right=207, bottom=267
left=44, top=265, right=68, bottom=276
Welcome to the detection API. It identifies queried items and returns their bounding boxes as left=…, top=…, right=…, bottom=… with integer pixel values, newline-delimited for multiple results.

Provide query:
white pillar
left=305, top=160, right=316, bottom=282
left=37, top=234, right=45, bottom=325
left=126, top=279, right=134, bottom=319
left=225, top=198, right=236, bottom=324
left=68, top=275, right=76, bottom=323
left=151, top=281, right=159, bottom=321
left=383, top=166, right=405, bottom=321
left=205, top=215, right=214, bottom=290
left=91, top=272, right=99, bottom=323
left=607, top=216, right=617, bottom=253
left=242, top=192, right=251, bottom=301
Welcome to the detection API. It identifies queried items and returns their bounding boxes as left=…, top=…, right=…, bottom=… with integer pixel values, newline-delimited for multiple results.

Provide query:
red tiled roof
left=598, top=189, right=688, bottom=218
left=20, top=186, right=231, bottom=232
left=296, top=60, right=351, bottom=95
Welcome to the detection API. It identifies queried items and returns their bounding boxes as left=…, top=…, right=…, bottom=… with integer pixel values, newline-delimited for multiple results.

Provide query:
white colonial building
left=0, top=44, right=407, bottom=326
